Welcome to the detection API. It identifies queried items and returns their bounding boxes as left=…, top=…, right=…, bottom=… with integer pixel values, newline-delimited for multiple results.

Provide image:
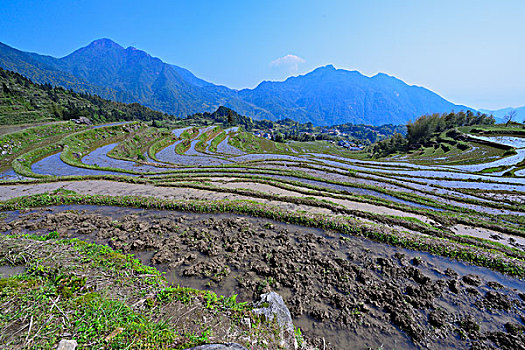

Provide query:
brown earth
left=2, top=205, right=524, bottom=350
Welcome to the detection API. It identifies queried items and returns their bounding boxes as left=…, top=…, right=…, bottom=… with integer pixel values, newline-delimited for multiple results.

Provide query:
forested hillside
left=0, top=67, right=171, bottom=125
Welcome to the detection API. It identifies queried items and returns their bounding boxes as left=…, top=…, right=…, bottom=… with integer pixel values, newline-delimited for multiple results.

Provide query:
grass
left=0, top=122, right=88, bottom=170
left=230, top=132, right=294, bottom=153
left=148, top=133, right=179, bottom=162
left=5, top=153, right=524, bottom=235
left=0, top=235, right=177, bottom=349
left=195, top=126, right=222, bottom=153
left=208, top=131, right=227, bottom=153
left=2, top=121, right=524, bottom=278
left=0, top=233, right=292, bottom=349
left=180, top=127, right=199, bottom=140
left=9, top=123, right=143, bottom=178
left=108, top=126, right=169, bottom=161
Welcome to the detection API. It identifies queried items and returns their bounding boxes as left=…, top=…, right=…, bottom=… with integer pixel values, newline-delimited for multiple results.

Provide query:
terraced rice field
left=0, top=121, right=524, bottom=349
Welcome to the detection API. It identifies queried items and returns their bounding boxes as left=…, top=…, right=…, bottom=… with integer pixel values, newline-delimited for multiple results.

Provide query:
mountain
left=238, top=65, right=471, bottom=126
left=479, top=107, right=525, bottom=123
left=0, top=39, right=263, bottom=118
left=0, top=39, right=473, bottom=125
left=0, top=41, right=122, bottom=99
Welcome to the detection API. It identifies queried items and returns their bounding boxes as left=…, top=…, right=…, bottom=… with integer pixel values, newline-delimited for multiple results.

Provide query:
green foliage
left=294, top=326, right=304, bottom=347
left=371, top=111, right=495, bottom=157
left=0, top=67, right=172, bottom=125
left=157, top=286, right=248, bottom=312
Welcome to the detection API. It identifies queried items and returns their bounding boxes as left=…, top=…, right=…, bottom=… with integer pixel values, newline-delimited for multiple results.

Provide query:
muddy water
left=413, top=178, right=525, bottom=193
left=266, top=174, right=442, bottom=211
left=0, top=169, right=31, bottom=181
left=234, top=153, right=306, bottom=162
left=156, top=139, right=233, bottom=166
left=470, top=135, right=525, bottom=149
left=157, top=152, right=232, bottom=166
left=308, top=153, right=525, bottom=185
left=216, top=136, right=245, bottom=155
left=2, top=205, right=524, bottom=350
left=451, top=148, right=525, bottom=172
left=31, top=153, right=124, bottom=177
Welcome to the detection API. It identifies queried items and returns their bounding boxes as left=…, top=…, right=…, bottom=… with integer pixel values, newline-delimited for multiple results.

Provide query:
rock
left=487, top=281, right=503, bottom=289
left=131, top=239, right=146, bottom=249
left=254, top=292, right=293, bottom=329
left=253, top=292, right=298, bottom=348
left=184, top=343, right=248, bottom=350
left=458, top=316, right=480, bottom=334
left=482, top=291, right=512, bottom=310
left=489, top=234, right=503, bottom=241
left=504, top=322, right=525, bottom=335
left=466, top=287, right=480, bottom=296
left=151, top=249, right=172, bottom=264
left=253, top=292, right=294, bottom=333
left=57, top=339, right=78, bottom=350
left=448, top=280, right=460, bottom=293
left=444, top=268, right=458, bottom=278
left=241, top=317, right=251, bottom=329
left=462, top=274, right=482, bottom=286
left=428, top=309, right=448, bottom=328
left=72, top=116, right=92, bottom=125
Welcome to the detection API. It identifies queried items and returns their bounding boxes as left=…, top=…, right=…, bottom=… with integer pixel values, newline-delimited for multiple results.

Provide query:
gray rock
left=253, top=291, right=294, bottom=333
left=184, top=343, right=248, bottom=350
left=57, top=339, right=78, bottom=350
left=73, top=116, right=92, bottom=125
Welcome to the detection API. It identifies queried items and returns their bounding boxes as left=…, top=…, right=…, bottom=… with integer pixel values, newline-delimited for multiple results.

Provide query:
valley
left=2, top=2, right=525, bottom=349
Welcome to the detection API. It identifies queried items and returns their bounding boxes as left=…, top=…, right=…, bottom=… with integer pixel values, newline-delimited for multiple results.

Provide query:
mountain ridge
left=0, top=38, right=474, bottom=125
left=479, top=106, right=524, bottom=123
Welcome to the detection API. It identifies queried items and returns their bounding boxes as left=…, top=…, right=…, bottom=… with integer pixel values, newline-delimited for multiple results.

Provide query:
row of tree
left=370, top=111, right=495, bottom=157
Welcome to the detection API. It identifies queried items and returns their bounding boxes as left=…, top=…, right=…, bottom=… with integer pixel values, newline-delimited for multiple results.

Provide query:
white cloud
left=270, top=54, right=305, bottom=73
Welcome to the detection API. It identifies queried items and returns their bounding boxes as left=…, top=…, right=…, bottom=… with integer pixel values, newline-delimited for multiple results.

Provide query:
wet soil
left=1, top=205, right=524, bottom=350
left=0, top=264, right=25, bottom=278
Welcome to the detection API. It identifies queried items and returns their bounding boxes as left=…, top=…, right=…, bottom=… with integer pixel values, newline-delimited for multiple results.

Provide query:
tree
left=1, top=82, right=10, bottom=94
left=504, top=110, right=517, bottom=127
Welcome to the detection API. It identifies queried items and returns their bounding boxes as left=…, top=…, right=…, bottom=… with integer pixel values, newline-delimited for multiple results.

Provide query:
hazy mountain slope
left=238, top=65, right=471, bottom=125
left=479, top=106, right=525, bottom=123
left=0, top=42, right=124, bottom=100
left=0, top=40, right=473, bottom=125
left=57, top=39, right=247, bottom=116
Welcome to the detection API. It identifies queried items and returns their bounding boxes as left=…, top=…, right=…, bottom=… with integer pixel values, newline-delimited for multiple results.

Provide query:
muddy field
left=1, top=205, right=524, bottom=349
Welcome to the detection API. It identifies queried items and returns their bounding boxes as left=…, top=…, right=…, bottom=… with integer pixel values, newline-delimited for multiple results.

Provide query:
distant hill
left=479, top=107, right=525, bottom=123
left=238, top=65, right=471, bottom=125
left=0, top=39, right=474, bottom=125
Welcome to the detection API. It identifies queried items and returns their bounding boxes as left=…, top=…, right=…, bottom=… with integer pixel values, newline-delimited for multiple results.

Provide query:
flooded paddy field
left=1, top=205, right=524, bottom=350
left=1, top=122, right=524, bottom=349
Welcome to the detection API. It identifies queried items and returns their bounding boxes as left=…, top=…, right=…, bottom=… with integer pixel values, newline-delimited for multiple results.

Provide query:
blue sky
left=1, top=0, right=524, bottom=110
